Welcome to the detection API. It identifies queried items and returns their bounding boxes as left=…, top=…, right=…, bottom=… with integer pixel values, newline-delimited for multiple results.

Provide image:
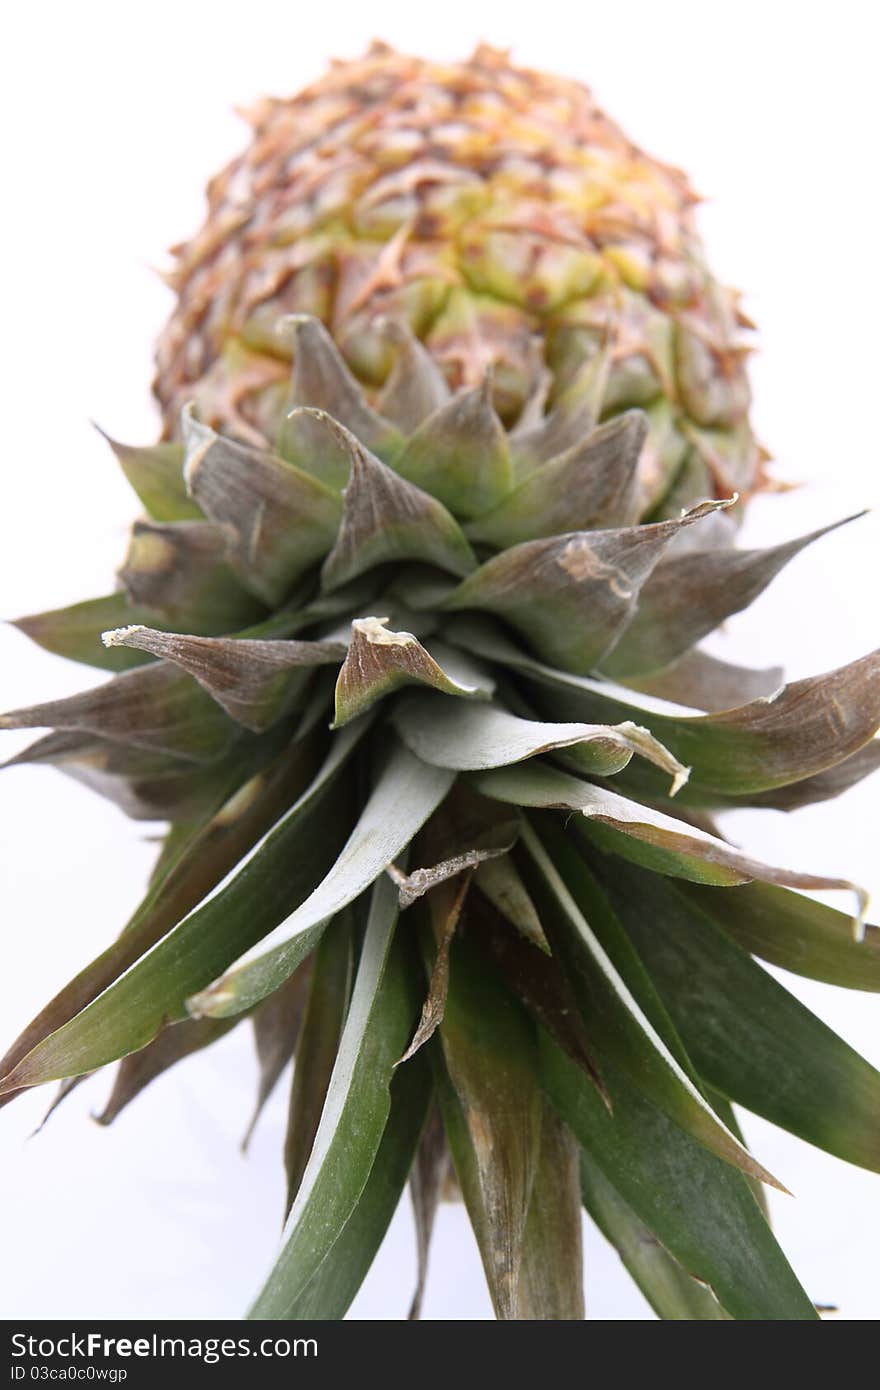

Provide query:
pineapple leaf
left=539, top=1035, right=818, bottom=1320
left=188, top=741, right=456, bottom=1019
left=375, top=318, right=451, bottom=433
left=118, top=519, right=264, bottom=631
left=95, top=1016, right=238, bottom=1126
left=510, top=340, right=611, bottom=470
left=466, top=411, right=645, bottom=547
left=314, top=411, right=478, bottom=591
left=392, top=375, right=513, bottom=519
left=3, top=728, right=268, bottom=823
left=442, top=500, right=733, bottom=675
left=333, top=618, right=489, bottom=728
left=428, top=926, right=543, bottom=1320
left=0, top=726, right=361, bottom=1092
left=284, top=916, right=354, bottom=1212
left=12, top=593, right=161, bottom=673
left=395, top=867, right=471, bottom=1066
left=0, top=736, right=321, bottom=1097
left=474, top=853, right=549, bottom=952
left=602, top=513, right=864, bottom=678
left=579, top=1152, right=728, bottom=1319
left=520, top=821, right=785, bottom=1189
left=473, top=761, right=867, bottom=932
left=407, top=1104, right=449, bottom=1320
left=242, top=963, right=314, bottom=1150
left=596, top=861, right=880, bottom=1172
left=746, top=739, right=880, bottom=811
left=515, top=1100, right=585, bottom=1320
left=0, top=662, right=241, bottom=763
left=279, top=1050, right=431, bottom=1320
left=458, top=620, right=880, bottom=798
left=393, top=691, right=687, bottom=787
left=102, top=626, right=345, bottom=732
left=676, top=880, right=880, bottom=993
left=182, top=408, right=342, bottom=606
left=278, top=314, right=403, bottom=471
left=98, top=432, right=201, bottom=522
left=621, top=647, right=784, bottom=713
left=248, top=873, right=419, bottom=1318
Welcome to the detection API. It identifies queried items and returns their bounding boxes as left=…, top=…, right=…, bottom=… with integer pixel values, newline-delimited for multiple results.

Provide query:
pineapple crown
left=2, top=46, right=879, bottom=1323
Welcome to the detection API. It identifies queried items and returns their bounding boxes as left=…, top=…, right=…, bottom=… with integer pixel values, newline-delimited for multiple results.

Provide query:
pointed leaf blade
left=580, top=1153, right=728, bottom=1320
left=0, top=727, right=364, bottom=1092
left=443, top=501, right=732, bottom=674
left=540, top=1036, right=817, bottom=1320
left=249, top=874, right=419, bottom=1317
left=182, top=408, right=341, bottom=605
left=393, top=377, right=513, bottom=519
left=315, top=412, right=477, bottom=592
left=596, top=861, right=880, bottom=1172
left=189, top=741, right=456, bottom=1018
left=467, top=411, right=646, bottom=548
left=334, top=619, right=488, bottom=727
left=602, top=515, right=863, bottom=677
left=103, top=625, right=344, bottom=732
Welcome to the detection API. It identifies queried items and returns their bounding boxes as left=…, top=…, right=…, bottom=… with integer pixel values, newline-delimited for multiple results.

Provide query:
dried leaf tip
left=101, top=624, right=145, bottom=649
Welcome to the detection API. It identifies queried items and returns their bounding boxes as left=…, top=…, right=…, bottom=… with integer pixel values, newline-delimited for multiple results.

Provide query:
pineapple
left=3, top=43, right=880, bottom=1322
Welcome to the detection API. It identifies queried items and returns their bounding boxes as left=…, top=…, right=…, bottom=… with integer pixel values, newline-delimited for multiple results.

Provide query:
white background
left=1, top=0, right=879, bottom=1321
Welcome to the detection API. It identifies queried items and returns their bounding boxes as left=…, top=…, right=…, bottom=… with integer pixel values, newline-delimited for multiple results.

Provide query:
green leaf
left=474, top=853, right=549, bottom=953
left=333, top=619, right=489, bottom=727
left=676, top=880, right=880, bottom=992
left=747, top=740, right=880, bottom=811
left=95, top=1016, right=238, bottom=1125
left=13, top=594, right=161, bottom=672
left=189, top=741, right=456, bottom=1019
left=182, top=407, right=342, bottom=606
left=472, top=760, right=866, bottom=932
left=393, top=376, right=513, bottom=519
left=510, top=341, right=611, bottom=471
left=0, top=736, right=320, bottom=1096
left=406, top=1104, right=450, bottom=1320
left=393, top=692, right=687, bottom=788
left=243, top=963, right=314, bottom=1150
left=395, top=868, right=471, bottom=1066
left=375, top=319, right=451, bottom=434
left=429, top=925, right=543, bottom=1320
left=99, top=432, right=201, bottom=521
left=449, top=618, right=880, bottom=800
left=442, top=501, right=731, bottom=675
left=466, top=412, right=645, bottom=548
left=594, top=860, right=880, bottom=1172
left=519, top=822, right=783, bottom=1189
left=103, top=626, right=345, bottom=732
left=579, top=1152, right=728, bottom=1320
left=284, top=916, right=354, bottom=1212
left=0, top=727, right=362, bottom=1092
left=622, top=647, right=784, bottom=713
left=602, top=515, right=862, bottom=678
left=515, top=1101, right=585, bottom=1319
left=248, top=873, right=419, bottom=1318
left=3, top=728, right=265, bottom=822
left=281, top=1052, right=432, bottom=1320
left=0, top=661, right=241, bottom=763
left=540, top=1035, right=817, bottom=1320
left=118, top=519, right=264, bottom=631
left=314, top=411, right=477, bottom=591
left=277, top=315, right=402, bottom=476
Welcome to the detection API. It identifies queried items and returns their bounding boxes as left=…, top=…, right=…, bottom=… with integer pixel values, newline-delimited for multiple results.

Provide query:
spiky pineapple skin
left=156, top=43, right=758, bottom=513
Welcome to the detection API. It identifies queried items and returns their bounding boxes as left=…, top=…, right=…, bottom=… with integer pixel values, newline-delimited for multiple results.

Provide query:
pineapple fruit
left=3, top=43, right=880, bottom=1321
